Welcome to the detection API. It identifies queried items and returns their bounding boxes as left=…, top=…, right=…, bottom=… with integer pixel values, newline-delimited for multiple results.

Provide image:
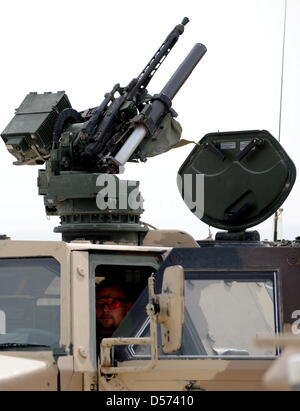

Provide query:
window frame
left=114, top=268, right=281, bottom=361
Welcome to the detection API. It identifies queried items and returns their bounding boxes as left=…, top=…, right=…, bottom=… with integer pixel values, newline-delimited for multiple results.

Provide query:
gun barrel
left=114, top=125, right=147, bottom=166
left=162, top=43, right=207, bottom=100
left=150, top=43, right=207, bottom=125
left=133, top=18, right=190, bottom=93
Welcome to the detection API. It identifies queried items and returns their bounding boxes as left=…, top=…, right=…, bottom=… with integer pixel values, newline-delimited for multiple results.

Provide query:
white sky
left=0, top=0, right=299, bottom=242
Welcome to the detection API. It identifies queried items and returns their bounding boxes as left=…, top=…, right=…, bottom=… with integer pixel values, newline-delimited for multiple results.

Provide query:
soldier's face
left=96, top=286, right=132, bottom=336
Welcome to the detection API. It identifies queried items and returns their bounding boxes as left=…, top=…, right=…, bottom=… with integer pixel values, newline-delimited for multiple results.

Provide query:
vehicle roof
left=0, top=239, right=170, bottom=256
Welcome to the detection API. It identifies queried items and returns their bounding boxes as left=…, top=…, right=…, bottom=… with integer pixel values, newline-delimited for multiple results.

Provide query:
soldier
left=96, top=280, right=133, bottom=341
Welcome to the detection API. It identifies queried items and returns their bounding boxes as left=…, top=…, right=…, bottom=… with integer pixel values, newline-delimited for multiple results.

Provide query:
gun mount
left=1, top=18, right=206, bottom=244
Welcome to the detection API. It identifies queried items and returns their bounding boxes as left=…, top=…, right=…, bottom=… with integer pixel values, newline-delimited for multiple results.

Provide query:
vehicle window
left=0, top=258, right=61, bottom=352
left=184, top=272, right=278, bottom=356
left=115, top=270, right=279, bottom=360
left=92, top=260, right=159, bottom=357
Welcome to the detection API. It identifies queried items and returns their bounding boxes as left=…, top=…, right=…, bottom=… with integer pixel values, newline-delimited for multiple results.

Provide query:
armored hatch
left=177, top=130, right=296, bottom=233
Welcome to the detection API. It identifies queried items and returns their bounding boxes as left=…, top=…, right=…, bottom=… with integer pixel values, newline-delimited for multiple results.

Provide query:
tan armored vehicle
left=0, top=233, right=299, bottom=392
left=1, top=19, right=299, bottom=392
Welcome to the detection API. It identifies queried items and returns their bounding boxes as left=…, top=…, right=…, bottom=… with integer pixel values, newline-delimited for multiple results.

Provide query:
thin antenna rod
left=274, top=0, right=288, bottom=242
left=278, top=0, right=288, bottom=143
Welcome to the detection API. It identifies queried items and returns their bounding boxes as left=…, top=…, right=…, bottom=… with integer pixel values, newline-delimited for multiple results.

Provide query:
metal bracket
left=100, top=276, right=158, bottom=374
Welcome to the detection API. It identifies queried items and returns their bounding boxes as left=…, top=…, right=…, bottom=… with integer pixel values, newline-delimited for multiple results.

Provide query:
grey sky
left=0, top=0, right=299, bottom=242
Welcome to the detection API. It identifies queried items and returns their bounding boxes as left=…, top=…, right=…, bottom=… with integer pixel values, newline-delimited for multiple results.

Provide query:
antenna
left=274, top=0, right=288, bottom=242
left=278, top=0, right=288, bottom=143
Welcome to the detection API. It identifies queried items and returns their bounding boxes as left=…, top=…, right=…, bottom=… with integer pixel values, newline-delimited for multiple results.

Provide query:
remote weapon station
left=0, top=18, right=299, bottom=391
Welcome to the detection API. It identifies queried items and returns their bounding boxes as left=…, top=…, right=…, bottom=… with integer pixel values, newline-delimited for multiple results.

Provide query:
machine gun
left=1, top=18, right=206, bottom=174
left=78, top=17, right=207, bottom=173
left=1, top=18, right=206, bottom=243
left=81, top=17, right=190, bottom=158
left=100, top=41, right=206, bottom=173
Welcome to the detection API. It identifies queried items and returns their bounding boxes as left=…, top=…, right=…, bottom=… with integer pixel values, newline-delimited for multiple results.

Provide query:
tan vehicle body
left=0, top=238, right=282, bottom=391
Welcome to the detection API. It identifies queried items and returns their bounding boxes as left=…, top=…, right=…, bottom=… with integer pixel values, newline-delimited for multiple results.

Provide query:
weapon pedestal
left=38, top=171, right=148, bottom=244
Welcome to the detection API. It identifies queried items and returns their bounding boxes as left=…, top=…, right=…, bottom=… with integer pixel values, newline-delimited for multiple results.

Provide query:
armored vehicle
left=0, top=19, right=299, bottom=392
